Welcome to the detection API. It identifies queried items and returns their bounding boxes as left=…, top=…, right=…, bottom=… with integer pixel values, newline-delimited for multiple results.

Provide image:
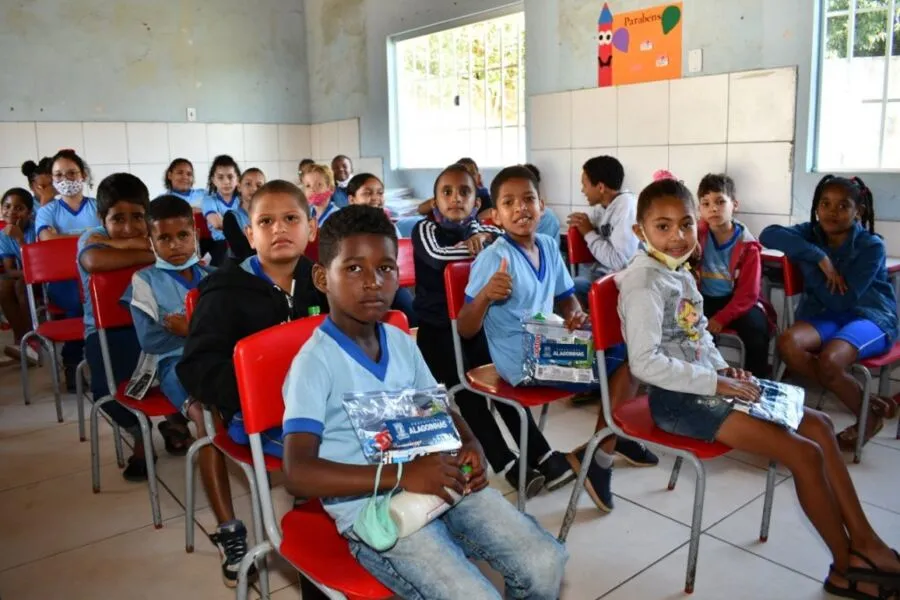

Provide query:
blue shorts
left=554, top=342, right=627, bottom=393
left=648, top=387, right=733, bottom=443
left=158, top=356, right=190, bottom=414
left=803, top=313, right=891, bottom=360
left=227, top=412, right=284, bottom=458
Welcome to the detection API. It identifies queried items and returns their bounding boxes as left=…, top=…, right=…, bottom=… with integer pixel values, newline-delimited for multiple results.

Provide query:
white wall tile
left=0, top=168, right=23, bottom=194
left=529, top=150, right=572, bottom=207
left=337, top=119, right=361, bottom=158
left=310, top=125, right=323, bottom=160
left=277, top=161, right=301, bottom=184
left=128, top=163, right=170, bottom=198
left=126, top=123, right=168, bottom=165
left=569, top=147, right=617, bottom=207
left=168, top=123, right=208, bottom=164
left=530, top=92, right=572, bottom=150
left=668, top=144, right=727, bottom=195
left=316, top=121, right=341, bottom=160
left=278, top=125, right=311, bottom=161
left=738, top=213, right=790, bottom=238
left=728, top=67, right=797, bottom=143
left=876, top=221, right=900, bottom=257
left=617, top=81, right=669, bottom=147
left=251, top=161, right=280, bottom=182
left=570, top=87, right=617, bottom=149
left=193, top=163, right=210, bottom=190
left=0, top=123, right=37, bottom=168
left=356, top=157, right=384, bottom=181
left=617, top=146, right=670, bottom=193
left=37, top=122, right=84, bottom=157
left=89, top=164, right=131, bottom=192
left=669, top=74, right=729, bottom=145
left=243, top=124, right=279, bottom=162
left=545, top=203, right=572, bottom=227
left=726, top=142, right=793, bottom=215
left=83, top=123, right=128, bottom=165
left=206, top=124, right=245, bottom=162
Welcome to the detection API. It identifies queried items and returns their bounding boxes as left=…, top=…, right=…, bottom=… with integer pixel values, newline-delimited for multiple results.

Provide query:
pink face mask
left=308, top=191, right=332, bottom=208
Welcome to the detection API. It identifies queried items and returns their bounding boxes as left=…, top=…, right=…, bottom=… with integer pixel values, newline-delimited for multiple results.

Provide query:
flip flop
left=872, top=396, right=898, bottom=420
left=158, top=421, right=194, bottom=457
left=837, top=418, right=885, bottom=453
left=825, top=564, right=900, bottom=599
left=846, top=549, right=900, bottom=591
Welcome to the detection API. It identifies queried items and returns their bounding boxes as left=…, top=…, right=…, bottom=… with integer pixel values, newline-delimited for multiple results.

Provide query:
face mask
left=151, top=237, right=201, bottom=271
left=308, top=190, right=332, bottom=208
left=53, top=179, right=84, bottom=198
left=640, top=226, right=695, bottom=271
left=432, top=205, right=478, bottom=232
left=353, top=462, right=402, bottom=551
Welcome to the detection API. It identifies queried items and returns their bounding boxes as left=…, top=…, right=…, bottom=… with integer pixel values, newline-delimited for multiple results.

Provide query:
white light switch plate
left=689, top=49, right=703, bottom=73
left=187, top=107, right=197, bottom=122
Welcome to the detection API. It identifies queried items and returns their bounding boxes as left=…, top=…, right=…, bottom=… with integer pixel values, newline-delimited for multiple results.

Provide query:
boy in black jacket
left=178, top=180, right=327, bottom=590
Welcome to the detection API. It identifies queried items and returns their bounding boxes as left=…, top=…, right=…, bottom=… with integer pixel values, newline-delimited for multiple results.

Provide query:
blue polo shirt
left=699, top=224, right=742, bottom=298
left=0, top=221, right=37, bottom=264
left=201, top=192, right=241, bottom=241
left=35, top=197, right=100, bottom=237
left=165, top=189, right=207, bottom=210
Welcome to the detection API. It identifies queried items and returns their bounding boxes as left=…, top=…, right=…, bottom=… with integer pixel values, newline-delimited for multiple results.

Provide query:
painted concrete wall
left=0, top=0, right=310, bottom=124
left=305, top=0, right=900, bottom=220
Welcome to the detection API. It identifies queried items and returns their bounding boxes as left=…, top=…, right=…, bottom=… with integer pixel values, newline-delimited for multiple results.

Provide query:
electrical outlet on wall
left=187, top=107, right=197, bottom=122
left=688, top=49, right=703, bottom=73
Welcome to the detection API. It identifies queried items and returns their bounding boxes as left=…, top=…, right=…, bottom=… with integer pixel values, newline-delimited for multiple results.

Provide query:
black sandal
left=158, top=421, right=194, bottom=457
left=826, top=564, right=900, bottom=599
left=846, top=550, right=900, bottom=590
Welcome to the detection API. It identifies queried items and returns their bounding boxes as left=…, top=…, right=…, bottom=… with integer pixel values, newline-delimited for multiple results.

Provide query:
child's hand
left=564, top=310, right=590, bottom=332
left=457, top=440, right=488, bottom=494
left=716, top=375, right=760, bottom=402
left=465, top=233, right=492, bottom=256
left=567, top=212, right=594, bottom=237
left=163, top=313, right=189, bottom=337
left=404, top=453, right=467, bottom=504
left=707, top=318, right=724, bottom=334
left=720, top=367, right=753, bottom=381
left=818, top=256, right=847, bottom=295
left=207, top=214, right=224, bottom=230
left=483, top=258, right=512, bottom=303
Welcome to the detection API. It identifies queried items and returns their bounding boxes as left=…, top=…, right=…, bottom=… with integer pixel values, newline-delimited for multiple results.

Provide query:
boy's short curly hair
left=147, top=194, right=193, bottom=223
left=317, top=205, right=398, bottom=267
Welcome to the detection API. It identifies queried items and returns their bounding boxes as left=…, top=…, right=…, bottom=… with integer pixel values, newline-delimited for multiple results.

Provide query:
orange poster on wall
left=597, top=2, right=683, bottom=87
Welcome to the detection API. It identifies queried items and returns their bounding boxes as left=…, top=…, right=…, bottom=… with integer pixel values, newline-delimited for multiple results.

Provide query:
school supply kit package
left=521, top=313, right=598, bottom=385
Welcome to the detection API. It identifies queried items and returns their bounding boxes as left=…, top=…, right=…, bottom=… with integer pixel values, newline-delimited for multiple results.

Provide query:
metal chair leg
left=184, top=436, right=213, bottom=552
left=76, top=360, right=87, bottom=441
left=137, top=413, right=163, bottom=528
left=90, top=396, right=116, bottom=493
left=48, top=342, right=63, bottom=422
left=683, top=453, right=708, bottom=594
left=558, top=427, right=610, bottom=542
left=759, top=461, right=777, bottom=542
left=513, top=403, right=529, bottom=512
left=538, top=404, right=550, bottom=432
left=237, top=542, right=273, bottom=600
left=19, top=331, right=38, bottom=405
left=113, top=424, right=125, bottom=468
left=667, top=456, right=683, bottom=490
left=239, top=461, right=269, bottom=599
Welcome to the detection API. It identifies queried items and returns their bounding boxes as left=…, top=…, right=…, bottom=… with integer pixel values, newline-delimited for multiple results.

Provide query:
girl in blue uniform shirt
left=22, top=157, right=56, bottom=207
left=0, top=188, right=39, bottom=363
left=762, top=175, right=899, bottom=451
left=223, top=167, right=265, bottom=262
left=301, top=163, right=340, bottom=226
left=202, top=155, right=242, bottom=266
left=35, top=149, right=101, bottom=390
left=162, top=158, right=206, bottom=210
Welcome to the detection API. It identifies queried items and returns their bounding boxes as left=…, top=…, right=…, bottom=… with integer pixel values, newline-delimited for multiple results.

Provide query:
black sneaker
left=567, top=447, right=613, bottom=512
left=536, top=451, right=576, bottom=491
left=615, top=438, right=659, bottom=467
left=64, top=363, right=78, bottom=393
left=209, top=520, right=257, bottom=588
left=504, top=461, right=546, bottom=499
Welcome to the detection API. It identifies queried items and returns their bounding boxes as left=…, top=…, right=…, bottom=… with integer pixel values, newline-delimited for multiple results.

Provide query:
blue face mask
left=152, top=236, right=201, bottom=271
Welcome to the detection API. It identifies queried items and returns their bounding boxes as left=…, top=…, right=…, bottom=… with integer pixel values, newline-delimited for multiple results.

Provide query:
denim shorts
left=803, top=313, right=891, bottom=360
left=648, top=387, right=734, bottom=442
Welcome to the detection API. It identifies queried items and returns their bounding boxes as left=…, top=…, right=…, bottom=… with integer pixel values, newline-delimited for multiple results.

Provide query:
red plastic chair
left=777, top=256, right=900, bottom=455
left=233, top=313, right=407, bottom=600
left=305, top=237, right=319, bottom=263
left=555, top=275, right=776, bottom=594
left=566, top=226, right=594, bottom=278
left=193, top=212, right=212, bottom=240
left=88, top=265, right=179, bottom=529
left=397, top=237, right=415, bottom=288
left=444, top=261, right=571, bottom=510
left=19, top=238, right=86, bottom=423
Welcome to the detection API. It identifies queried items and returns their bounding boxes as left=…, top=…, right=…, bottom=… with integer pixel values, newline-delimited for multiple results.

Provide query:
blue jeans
left=84, top=329, right=141, bottom=433
left=348, top=487, right=567, bottom=599
left=47, top=280, right=84, bottom=366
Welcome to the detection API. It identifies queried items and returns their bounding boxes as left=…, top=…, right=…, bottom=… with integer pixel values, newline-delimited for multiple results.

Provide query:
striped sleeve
left=412, top=220, right=474, bottom=271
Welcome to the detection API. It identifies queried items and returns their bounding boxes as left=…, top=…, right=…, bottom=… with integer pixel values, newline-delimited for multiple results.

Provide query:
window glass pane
left=471, top=23, right=486, bottom=73
left=485, top=127, right=503, bottom=167
left=854, top=10, right=889, bottom=57
left=827, top=15, right=850, bottom=58
left=857, top=0, right=888, bottom=9
left=828, top=0, right=849, bottom=10
left=428, top=34, right=441, bottom=76
left=439, top=31, right=454, bottom=77
left=502, top=126, right=520, bottom=165
left=893, top=8, right=900, bottom=56
left=882, top=103, right=900, bottom=168
left=471, top=74, right=486, bottom=128
left=503, top=66, right=519, bottom=125
left=486, top=69, right=502, bottom=128
left=486, top=21, right=501, bottom=70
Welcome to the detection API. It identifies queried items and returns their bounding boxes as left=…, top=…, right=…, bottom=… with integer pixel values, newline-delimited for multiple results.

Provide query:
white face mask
left=640, top=226, right=695, bottom=270
left=53, top=179, right=84, bottom=198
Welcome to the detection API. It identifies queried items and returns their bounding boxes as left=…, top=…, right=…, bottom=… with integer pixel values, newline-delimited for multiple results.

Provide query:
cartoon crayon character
left=598, top=3, right=614, bottom=87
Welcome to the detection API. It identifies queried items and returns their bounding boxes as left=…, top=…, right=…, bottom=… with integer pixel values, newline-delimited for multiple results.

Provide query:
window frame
left=387, top=2, right=526, bottom=170
left=813, top=0, right=900, bottom=173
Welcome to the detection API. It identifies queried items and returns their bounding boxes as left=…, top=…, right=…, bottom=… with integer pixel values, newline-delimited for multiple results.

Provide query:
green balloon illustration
left=662, top=5, right=681, bottom=34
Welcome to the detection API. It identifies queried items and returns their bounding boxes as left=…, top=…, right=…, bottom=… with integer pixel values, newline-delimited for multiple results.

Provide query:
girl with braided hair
left=761, top=175, right=898, bottom=450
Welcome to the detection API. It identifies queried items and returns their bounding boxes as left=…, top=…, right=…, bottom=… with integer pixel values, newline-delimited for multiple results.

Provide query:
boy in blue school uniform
left=458, top=166, right=656, bottom=513
left=281, top=205, right=566, bottom=600
left=330, top=154, right=353, bottom=208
